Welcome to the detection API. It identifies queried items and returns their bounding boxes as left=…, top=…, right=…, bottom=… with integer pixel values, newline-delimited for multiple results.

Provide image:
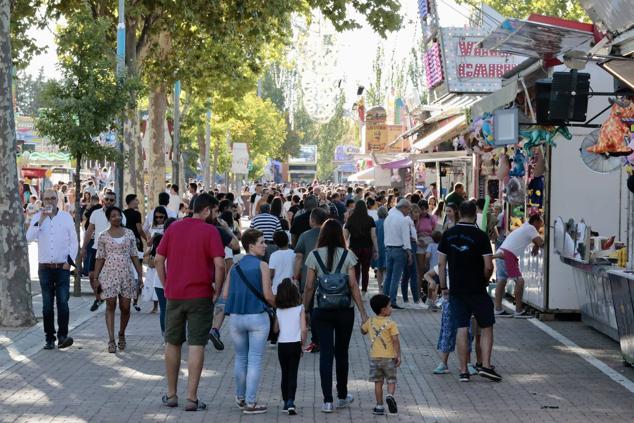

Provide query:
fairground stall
left=473, top=13, right=634, bottom=357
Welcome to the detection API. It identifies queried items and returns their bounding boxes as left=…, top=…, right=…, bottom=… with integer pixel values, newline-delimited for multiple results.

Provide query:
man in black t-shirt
left=290, top=195, right=317, bottom=247
left=123, top=194, right=146, bottom=252
left=438, top=200, right=501, bottom=383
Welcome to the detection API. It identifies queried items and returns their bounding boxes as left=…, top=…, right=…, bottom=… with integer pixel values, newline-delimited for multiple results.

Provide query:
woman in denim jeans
left=223, top=229, right=275, bottom=415
left=303, top=219, right=369, bottom=413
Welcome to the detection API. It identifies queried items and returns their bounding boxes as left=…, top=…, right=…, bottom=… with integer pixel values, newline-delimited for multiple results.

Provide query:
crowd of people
left=25, top=177, right=545, bottom=416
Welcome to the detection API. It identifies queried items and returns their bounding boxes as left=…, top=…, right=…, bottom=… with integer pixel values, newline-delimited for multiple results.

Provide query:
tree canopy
left=458, top=0, right=589, bottom=21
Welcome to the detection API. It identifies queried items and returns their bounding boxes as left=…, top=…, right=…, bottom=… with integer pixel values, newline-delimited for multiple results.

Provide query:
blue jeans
left=230, top=312, right=270, bottom=404
left=401, top=257, right=419, bottom=303
left=383, top=247, right=407, bottom=305
left=38, top=268, right=71, bottom=342
left=154, top=288, right=166, bottom=335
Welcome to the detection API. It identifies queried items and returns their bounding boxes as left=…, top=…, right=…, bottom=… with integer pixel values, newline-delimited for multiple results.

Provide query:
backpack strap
left=334, top=250, right=349, bottom=274
left=312, top=250, right=330, bottom=275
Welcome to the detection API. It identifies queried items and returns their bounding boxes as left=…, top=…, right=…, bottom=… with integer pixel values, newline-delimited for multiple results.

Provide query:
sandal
left=118, top=334, right=126, bottom=351
left=108, top=340, right=116, bottom=353
left=185, top=398, right=207, bottom=411
left=162, top=394, right=178, bottom=408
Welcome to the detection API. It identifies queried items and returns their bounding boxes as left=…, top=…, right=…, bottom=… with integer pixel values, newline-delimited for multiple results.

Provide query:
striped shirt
left=250, top=213, right=282, bottom=241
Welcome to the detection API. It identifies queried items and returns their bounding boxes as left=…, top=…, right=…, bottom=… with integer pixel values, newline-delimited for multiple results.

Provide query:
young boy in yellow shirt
left=361, top=294, right=401, bottom=415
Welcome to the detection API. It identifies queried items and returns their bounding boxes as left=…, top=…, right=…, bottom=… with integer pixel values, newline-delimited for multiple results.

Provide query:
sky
left=24, top=0, right=477, bottom=106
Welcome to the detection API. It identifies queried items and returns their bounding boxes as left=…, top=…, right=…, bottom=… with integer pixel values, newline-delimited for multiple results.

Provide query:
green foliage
left=316, top=90, right=347, bottom=180
left=35, top=9, right=132, bottom=162
left=408, top=38, right=428, bottom=106
left=365, top=45, right=385, bottom=107
left=15, top=67, right=46, bottom=116
left=457, top=0, right=588, bottom=21
left=308, top=0, right=402, bottom=37
left=9, top=0, right=47, bottom=69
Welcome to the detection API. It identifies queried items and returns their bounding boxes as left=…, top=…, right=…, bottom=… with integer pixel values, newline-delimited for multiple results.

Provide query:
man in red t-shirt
left=155, top=193, right=225, bottom=411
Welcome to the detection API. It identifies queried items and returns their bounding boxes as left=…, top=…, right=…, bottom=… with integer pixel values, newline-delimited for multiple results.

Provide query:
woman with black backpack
left=303, top=219, right=369, bottom=414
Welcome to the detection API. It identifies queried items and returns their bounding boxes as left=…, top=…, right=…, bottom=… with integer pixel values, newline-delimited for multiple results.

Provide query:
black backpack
left=312, top=250, right=351, bottom=310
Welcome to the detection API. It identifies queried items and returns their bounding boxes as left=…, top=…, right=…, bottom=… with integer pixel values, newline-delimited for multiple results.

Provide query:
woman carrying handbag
left=223, top=228, right=276, bottom=415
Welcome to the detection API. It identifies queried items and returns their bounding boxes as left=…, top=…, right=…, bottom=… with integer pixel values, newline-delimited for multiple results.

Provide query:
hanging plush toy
left=505, top=176, right=525, bottom=205
left=588, top=98, right=634, bottom=155
left=480, top=151, right=495, bottom=176
left=481, top=116, right=494, bottom=146
left=531, top=147, right=545, bottom=177
left=520, top=125, right=572, bottom=154
left=508, top=148, right=526, bottom=177
left=497, top=153, right=510, bottom=180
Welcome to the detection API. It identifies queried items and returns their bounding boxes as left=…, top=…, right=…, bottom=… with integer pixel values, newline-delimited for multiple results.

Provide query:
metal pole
left=115, top=0, right=125, bottom=208
left=203, top=103, right=211, bottom=190
left=225, top=129, right=231, bottom=192
left=172, top=80, right=181, bottom=185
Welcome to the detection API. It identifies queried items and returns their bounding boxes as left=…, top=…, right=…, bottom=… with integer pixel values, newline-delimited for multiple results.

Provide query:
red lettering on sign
left=459, top=41, right=474, bottom=56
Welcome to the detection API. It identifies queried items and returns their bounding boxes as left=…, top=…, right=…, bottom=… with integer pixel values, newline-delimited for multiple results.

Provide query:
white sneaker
left=321, top=402, right=334, bottom=413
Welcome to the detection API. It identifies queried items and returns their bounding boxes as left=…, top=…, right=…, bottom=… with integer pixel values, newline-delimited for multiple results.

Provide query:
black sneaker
left=58, top=336, right=74, bottom=349
left=459, top=372, right=470, bottom=382
left=494, top=309, right=513, bottom=318
left=475, top=362, right=496, bottom=372
left=287, top=401, right=296, bottom=415
left=208, top=329, right=224, bottom=351
left=391, top=304, right=405, bottom=310
left=372, top=405, right=385, bottom=415
left=90, top=299, right=101, bottom=312
left=478, top=366, right=502, bottom=382
left=43, top=340, right=55, bottom=350
left=385, top=395, right=398, bottom=414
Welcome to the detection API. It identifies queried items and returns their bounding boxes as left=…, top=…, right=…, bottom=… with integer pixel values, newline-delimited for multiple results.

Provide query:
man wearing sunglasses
left=80, top=192, right=127, bottom=311
left=26, top=189, right=78, bottom=350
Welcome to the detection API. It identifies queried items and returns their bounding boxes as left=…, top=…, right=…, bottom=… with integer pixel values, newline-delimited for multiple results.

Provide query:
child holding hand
left=361, top=294, right=401, bottom=416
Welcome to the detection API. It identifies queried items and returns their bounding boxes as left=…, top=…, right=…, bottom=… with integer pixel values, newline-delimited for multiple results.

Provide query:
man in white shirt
left=26, top=189, right=78, bottom=350
left=382, top=199, right=413, bottom=309
left=80, top=191, right=126, bottom=311
left=167, top=184, right=181, bottom=214
left=268, top=231, right=296, bottom=294
left=493, top=214, right=544, bottom=318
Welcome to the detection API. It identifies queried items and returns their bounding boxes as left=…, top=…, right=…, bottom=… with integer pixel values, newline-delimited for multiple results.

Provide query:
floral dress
left=96, top=229, right=139, bottom=299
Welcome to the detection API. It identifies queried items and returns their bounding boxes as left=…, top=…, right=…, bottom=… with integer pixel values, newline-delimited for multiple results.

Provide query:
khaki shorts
left=165, top=298, right=213, bottom=346
left=369, top=358, right=397, bottom=383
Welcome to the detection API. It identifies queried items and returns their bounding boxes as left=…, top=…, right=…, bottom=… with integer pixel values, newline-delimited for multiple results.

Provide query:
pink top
left=416, top=214, right=438, bottom=236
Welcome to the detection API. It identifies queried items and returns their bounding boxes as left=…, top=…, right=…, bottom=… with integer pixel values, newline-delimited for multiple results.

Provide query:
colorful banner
left=366, top=107, right=387, bottom=152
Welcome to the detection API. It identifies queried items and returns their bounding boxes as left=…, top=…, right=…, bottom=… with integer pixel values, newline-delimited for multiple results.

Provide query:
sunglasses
left=104, top=198, right=115, bottom=202
left=43, top=196, right=57, bottom=201
left=155, top=215, right=166, bottom=220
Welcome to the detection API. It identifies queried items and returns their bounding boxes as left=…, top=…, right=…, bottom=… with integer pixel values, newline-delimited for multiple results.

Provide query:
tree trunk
left=147, top=83, right=167, bottom=210
left=72, top=154, right=83, bottom=296
left=0, top=1, right=36, bottom=326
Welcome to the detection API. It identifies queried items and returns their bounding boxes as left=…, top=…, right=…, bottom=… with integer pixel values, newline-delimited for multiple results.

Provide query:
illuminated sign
left=441, top=28, right=519, bottom=93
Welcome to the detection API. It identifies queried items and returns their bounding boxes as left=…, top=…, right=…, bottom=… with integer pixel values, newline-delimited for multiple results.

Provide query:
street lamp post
left=115, top=0, right=125, bottom=208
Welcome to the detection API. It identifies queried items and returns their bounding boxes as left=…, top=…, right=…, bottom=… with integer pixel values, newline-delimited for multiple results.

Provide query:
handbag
left=234, top=264, right=276, bottom=341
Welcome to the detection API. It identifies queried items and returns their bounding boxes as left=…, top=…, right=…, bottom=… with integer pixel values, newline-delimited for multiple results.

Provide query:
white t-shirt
left=368, top=209, right=379, bottom=221
left=167, top=193, right=181, bottom=213
left=276, top=304, right=303, bottom=343
left=269, top=249, right=296, bottom=294
left=500, top=222, right=540, bottom=257
left=90, top=208, right=126, bottom=249
left=224, top=246, right=234, bottom=260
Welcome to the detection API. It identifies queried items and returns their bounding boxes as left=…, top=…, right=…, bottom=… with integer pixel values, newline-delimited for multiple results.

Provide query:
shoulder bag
left=234, top=263, right=277, bottom=341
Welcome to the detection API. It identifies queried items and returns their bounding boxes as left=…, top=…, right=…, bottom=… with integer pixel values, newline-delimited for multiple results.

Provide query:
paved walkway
left=2, top=280, right=634, bottom=423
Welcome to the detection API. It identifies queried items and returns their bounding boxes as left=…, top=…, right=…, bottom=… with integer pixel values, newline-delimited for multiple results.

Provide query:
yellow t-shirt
left=362, top=316, right=399, bottom=359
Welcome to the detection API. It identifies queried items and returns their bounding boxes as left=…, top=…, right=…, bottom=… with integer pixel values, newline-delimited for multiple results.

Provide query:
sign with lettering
left=441, top=28, right=519, bottom=93
left=366, top=107, right=388, bottom=152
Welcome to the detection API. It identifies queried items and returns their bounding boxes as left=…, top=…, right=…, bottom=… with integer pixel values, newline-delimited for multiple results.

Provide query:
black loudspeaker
left=535, top=79, right=563, bottom=125
left=549, top=71, right=590, bottom=122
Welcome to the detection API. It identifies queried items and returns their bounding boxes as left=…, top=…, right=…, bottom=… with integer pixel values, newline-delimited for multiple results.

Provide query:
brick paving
left=2, top=281, right=634, bottom=422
